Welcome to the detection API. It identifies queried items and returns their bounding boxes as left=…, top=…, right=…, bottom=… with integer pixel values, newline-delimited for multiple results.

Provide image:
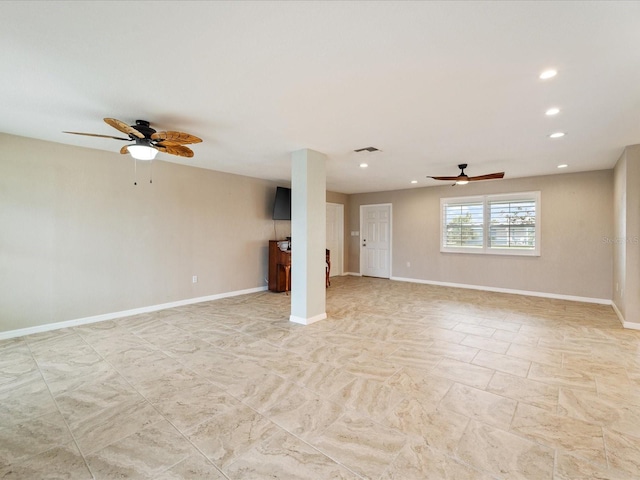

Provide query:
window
left=441, top=192, right=540, bottom=256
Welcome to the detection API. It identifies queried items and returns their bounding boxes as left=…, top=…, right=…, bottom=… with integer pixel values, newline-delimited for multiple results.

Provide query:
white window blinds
left=440, top=192, right=540, bottom=256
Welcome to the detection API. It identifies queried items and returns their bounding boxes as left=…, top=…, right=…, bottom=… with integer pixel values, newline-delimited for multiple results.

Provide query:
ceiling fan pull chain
left=134, top=158, right=137, bottom=186
left=150, top=160, right=153, bottom=184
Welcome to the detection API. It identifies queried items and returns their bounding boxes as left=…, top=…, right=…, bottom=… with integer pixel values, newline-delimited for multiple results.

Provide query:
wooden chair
left=326, top=249, right=331, bottom=287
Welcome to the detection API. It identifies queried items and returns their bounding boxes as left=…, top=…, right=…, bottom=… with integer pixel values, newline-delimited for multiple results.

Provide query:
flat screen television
left=272, top=186, right=291, bottom=220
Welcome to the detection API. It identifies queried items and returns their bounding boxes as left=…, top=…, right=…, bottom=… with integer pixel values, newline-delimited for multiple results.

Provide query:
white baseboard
left=611, top=301, right=640, bottom=330
left=344, top=272, right=362, bottom=277
left=390, top=276, right=612, bottom=305
left=0, top=286, right=268, bottom=340
left=290, top=312, right=327, bottom=325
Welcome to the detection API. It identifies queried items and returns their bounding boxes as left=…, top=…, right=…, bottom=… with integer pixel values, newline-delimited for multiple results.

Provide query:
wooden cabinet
left=268, top=240, right=291, bottom=292
left=268, top=241, right=331, bottom=292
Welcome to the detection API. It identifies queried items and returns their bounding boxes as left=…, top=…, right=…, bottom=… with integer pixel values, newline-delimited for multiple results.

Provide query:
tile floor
left=1, top=276, right=640, bottom=479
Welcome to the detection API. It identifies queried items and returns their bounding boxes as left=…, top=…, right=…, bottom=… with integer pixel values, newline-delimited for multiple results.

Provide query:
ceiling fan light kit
left=127, top=143, right=158, bottom=161
left=63, top=118, right=202, bottom=185
left=64, top=118, right=202, bottom=160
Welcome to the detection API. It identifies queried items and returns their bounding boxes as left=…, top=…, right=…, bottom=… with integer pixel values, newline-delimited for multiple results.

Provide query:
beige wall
left=0, top=134, right=284, bottom=332
left=0, top=131, right=622, bottom=333
left=0, top=133, right=353, bottom=334
left=349, top=170, right=614, bottom=300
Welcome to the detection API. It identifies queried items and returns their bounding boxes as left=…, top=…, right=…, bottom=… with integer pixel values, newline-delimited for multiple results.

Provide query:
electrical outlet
left=192, top=275, right=198, bottom=283
left=406, top=261, right=411, bottom=268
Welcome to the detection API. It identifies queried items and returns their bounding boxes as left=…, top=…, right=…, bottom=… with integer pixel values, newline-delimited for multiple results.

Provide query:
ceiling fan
left=64, top=118, right=202, bottom=160
left=428, top=163, right=505, bottom=185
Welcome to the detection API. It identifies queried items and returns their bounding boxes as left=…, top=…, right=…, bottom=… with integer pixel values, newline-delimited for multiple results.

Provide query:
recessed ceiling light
left=359, top=163, right=368, bottom=168
left=545, top=107, right=560, bottom=116
left=549, top=132, right=565, bottom=138
left=557, top=164, right=568, bottom=169
left=410, top=180, right=418, bottom=184
left=540, top=69, right=557, bottom=80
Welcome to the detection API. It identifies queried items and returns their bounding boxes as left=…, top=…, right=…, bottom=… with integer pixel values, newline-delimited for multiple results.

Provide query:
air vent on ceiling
left=354, top=146, right=380, bottom=153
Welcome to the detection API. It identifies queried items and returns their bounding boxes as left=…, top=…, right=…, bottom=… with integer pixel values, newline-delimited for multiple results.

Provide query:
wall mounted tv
left=272, top=186, right=291, bottom=220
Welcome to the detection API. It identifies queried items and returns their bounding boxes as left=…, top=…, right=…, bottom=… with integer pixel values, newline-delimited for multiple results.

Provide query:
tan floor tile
left=453, top=323, right=496, bottom=338
left=226, top=430, right=359, bottom=479
left=158, top=453, right=226, bottom=479
left=511, top=403, right=607, bottom=465
left=309, top=411, right=406, bottom=480
left=149, top=383, right=241, bottom=432
left=0, top=375, right=58, bottom=428
left=493, top=330, right=539, bottom=347
left=86, top=419, right=195, bottom=478
left=473, top=349, right=531, bottom=377
left=266, top=394, right=345, bottom=440
left=487, top=371, right=559, bottom=411
left=412, top=326, right=467, bottom=344
left=460, top=334, right=510, bottom=354
left=457, top=420, right=554, bottom=479
left=73, top=402, right=163, bottom=456
left=289, top=362, right=356, bottom=398
left=479, top=318, right=522, bottom=333
left=0, top=412, right=73, bottom=467
left=381, top=440, right=493, bottom=480
left=382, top=398, right=469, bottom=452
left=432, top=357, right=495, bottom=389
left=555, top=450, right=630, bottom=480
left=0, top=442, right=91, bottom=480
left=343, top=357, right=400, bottom=382
left=427, top=340, right=479, bottom=362
left=506, top=343, right=562, bottom=367
left=1, top=276, right=639, bottom=477
left=331, top=377, right=405, bottom=422
left=603, top=429, right=640, bottom=477
left=440, top=382, right=517, bottom=430
left=385, top=367, right=454, bottom=408
left=528, top=362, right=597, bottom=391
left=187, top=404, right=280, bottom=469
left=386, top=346, right=440, bottom=370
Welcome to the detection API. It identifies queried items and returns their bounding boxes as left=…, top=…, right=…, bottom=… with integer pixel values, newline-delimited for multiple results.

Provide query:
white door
left=360, top=204, right=391, bottom=278
left=326, top=203, right=344, bottom=276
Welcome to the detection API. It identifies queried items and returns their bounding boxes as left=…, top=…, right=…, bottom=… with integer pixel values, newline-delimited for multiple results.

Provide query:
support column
left=290, top=149, right=327, bottom=325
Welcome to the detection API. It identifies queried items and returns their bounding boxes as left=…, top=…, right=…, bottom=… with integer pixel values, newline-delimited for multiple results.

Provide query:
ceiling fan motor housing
left=133, top=120, right=155, bottom=139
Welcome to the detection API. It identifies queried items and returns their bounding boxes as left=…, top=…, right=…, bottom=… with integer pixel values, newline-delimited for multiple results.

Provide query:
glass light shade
left=456, top=179, right=469, bottom=185
left=128, top=145, right=158, bottom=160
left=539, top=69, right=557, bottom=80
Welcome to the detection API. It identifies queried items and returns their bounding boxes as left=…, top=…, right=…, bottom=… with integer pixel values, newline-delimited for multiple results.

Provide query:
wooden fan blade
left=155, top=140, right=184, bottom=147
left=468, top=172, right=505, bottom=181
left=120, top=145, right=129, bottom=154
left=428, top=176, right=461, bottom=181
left=151, top=131, right=202, bottom=144
left=63, top=131, right=130, bottom=141
left=104, top=118, right=144, bottom=139
left=156, top=144, right=194, bottom=158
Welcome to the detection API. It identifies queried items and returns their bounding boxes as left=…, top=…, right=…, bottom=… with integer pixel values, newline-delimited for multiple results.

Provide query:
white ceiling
left=2, top=1, right=639, bottom=194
